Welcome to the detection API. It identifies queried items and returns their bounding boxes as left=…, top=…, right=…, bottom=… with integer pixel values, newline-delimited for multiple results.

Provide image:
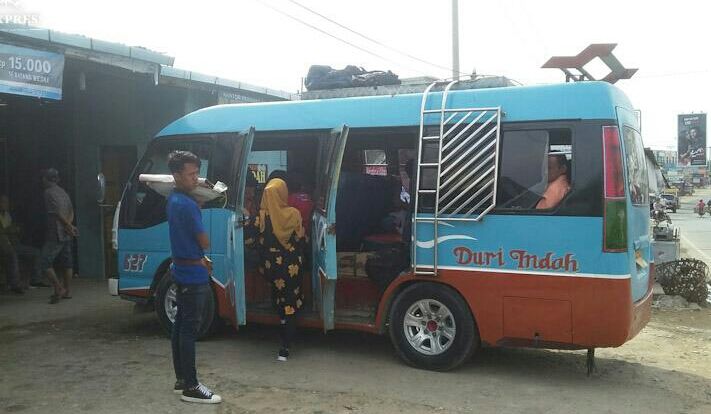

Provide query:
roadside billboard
left=678, top=113, right=707, bottom=166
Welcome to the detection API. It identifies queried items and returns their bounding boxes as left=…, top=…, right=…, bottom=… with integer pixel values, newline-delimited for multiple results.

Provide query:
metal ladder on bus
left=412, top=80, right=502, bottom=276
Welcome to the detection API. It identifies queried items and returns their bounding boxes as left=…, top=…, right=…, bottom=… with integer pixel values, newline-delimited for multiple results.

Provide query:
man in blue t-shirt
left=166, top=150, right=221, bottom=404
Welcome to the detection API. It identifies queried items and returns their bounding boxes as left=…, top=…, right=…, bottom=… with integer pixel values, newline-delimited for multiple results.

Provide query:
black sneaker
left=11, top=286, right=24, bottom=294
left=181, top=383, right=222, bottom=404
left=277, top=348, right=289, bottom=362
left=173, top=380, right=185, bottom=394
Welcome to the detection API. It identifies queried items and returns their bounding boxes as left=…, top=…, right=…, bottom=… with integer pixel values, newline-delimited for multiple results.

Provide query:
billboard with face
left=678, top=114, right=707, bottom=166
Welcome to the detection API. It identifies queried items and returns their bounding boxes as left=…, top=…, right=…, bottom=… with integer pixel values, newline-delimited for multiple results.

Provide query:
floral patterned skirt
left=260, top=245, right=304, bottom=318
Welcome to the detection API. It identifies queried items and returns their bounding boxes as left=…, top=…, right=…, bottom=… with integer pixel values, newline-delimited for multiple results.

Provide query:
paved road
left=666, top=187, right=711, bottom=264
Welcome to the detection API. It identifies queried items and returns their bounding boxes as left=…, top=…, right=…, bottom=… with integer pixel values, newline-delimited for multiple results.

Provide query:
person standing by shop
left=166, top=151, right=221, bottom=404
left=41, top=169, right=77, bottom=303
left=257, top=178, right=306, bottom=361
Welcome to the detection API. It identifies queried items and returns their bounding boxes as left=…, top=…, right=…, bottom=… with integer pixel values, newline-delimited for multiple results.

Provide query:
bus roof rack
left=299, top=75, right=518, bottom=100
left=542, top=43, right=637, bottom=84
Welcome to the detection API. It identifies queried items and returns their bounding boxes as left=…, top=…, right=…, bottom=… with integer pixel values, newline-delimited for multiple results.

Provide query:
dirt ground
left=1, top=279, right=710, bottom=414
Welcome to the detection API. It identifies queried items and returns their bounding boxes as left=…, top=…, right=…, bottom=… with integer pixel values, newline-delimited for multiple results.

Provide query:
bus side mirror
left=97, top=173, right=106, bottom=204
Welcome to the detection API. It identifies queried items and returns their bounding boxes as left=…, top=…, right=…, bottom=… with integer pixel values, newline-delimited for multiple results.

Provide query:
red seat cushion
left=363, top=233, right=402, bottom=244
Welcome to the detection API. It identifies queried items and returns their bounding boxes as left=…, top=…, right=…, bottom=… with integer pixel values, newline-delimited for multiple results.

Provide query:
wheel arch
left=149, top=258, right=173, bottom=300
left=375, top=275, right=479, bottom=337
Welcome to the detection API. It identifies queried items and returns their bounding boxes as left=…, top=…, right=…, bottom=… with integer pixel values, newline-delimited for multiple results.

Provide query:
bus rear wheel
left=155, top=271, right=219, bottom=340
left=389, top=282, right=479, bottom=371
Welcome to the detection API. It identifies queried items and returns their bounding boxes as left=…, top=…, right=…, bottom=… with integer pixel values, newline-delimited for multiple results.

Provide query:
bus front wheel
left=155, top=271, right=219, bottom=340
left=389, top=282, right=479, bottom=371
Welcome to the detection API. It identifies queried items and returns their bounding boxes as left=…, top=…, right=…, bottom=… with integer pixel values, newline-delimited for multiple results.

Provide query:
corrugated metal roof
left=0, top=26, right=174, bottom=65
left=0, top=25, right=294, bottom=100
left=160, top=65, right=294, bottom=100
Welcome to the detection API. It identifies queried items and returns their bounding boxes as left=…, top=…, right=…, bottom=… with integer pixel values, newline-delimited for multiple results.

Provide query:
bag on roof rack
left=305, top=65, right=401, bottom=91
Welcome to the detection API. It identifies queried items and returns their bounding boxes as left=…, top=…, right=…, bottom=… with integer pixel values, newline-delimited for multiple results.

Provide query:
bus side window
left=363, top=149, right=387, bottom=176
left=496, top=129, right=573, bottom=211
left=208, top=136, right=236, bottom=208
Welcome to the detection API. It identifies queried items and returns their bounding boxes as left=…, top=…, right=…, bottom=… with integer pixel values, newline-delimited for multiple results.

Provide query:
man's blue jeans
left=171, top=282, right=209, bottom=388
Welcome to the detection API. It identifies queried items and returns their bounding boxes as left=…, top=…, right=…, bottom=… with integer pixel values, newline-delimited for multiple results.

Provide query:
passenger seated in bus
left=373, top=158, right=413, bottom=245
left=337, top=172, right=400, bottom=250
left=535, top=153, right=570, bottom=210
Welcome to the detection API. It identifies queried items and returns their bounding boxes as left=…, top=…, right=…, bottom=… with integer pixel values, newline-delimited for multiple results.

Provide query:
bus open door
left=312, top=125, right=349, bottom=331
left=226, top=127, right=255, bottom=327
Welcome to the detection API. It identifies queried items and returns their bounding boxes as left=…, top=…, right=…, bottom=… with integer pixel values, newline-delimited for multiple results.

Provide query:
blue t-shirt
left=167, top=191, right=208, bottom=284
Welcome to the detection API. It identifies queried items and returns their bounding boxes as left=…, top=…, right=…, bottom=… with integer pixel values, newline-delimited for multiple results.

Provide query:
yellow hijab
left=259, top=178, right=305, bottom=249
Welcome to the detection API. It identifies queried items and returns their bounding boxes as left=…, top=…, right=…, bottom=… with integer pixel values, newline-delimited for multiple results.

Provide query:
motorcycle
left=652, top=209, right=672, bottom=226
left=695, top=205, right=706, bottom=218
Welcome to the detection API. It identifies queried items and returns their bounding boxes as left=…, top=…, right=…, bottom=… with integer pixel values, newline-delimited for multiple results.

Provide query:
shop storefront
left=0, top=26, right=291, bottom=279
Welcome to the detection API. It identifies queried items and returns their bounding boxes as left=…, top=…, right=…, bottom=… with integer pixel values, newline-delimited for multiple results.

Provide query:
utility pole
left=452, top=0, right=460, bottom=80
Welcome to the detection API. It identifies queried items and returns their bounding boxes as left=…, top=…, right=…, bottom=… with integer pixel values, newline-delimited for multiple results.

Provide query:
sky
left=11, top=0, right=711, bottom=150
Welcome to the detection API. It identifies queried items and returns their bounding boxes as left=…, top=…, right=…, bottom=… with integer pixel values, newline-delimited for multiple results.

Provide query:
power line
left=252, top=0, right=429, bottom=75
left=286, top=0, right=464, bottom=76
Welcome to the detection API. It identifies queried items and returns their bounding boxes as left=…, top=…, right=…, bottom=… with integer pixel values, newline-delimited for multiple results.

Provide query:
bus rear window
left=621, top=126, right=648, bottom=205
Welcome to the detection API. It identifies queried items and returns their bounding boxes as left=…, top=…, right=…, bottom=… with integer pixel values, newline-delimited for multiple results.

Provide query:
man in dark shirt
left=0, top=194, right=44, bottom=293
left=40, top=169, right=77, bottom=304
left=166, top=151, right=221, bottom=404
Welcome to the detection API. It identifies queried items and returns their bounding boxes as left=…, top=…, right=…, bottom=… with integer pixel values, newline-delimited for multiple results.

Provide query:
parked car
left=660, top=193, right=679, bottom=213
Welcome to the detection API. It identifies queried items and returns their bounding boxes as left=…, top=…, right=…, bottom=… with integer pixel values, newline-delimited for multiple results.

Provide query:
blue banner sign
left=0, top=44, right=64, bottom=100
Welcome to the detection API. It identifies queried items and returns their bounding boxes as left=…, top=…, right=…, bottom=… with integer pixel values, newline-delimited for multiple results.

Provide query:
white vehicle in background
left=659, top=193, right=679, bottom=213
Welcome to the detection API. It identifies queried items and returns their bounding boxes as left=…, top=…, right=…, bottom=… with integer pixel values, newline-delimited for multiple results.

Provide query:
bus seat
left=336, top=172, right=399, bottom=251
left=362, top=232, right=402, bottom=251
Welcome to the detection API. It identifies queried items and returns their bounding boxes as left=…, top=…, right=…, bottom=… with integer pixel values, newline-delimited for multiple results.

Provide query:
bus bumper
left=627, top=281, right=653, bottom=342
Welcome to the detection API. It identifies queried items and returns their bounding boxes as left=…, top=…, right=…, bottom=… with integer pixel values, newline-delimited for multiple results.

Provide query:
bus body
left=114, top=81, right=652, bottom=371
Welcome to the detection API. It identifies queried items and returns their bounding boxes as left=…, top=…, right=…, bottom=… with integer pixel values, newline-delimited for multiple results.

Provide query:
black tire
left=388, top=282, right=479, bottom=371
left=672, top=208, right=677, bottom=213
left=155, top=271, right=219, bottom=340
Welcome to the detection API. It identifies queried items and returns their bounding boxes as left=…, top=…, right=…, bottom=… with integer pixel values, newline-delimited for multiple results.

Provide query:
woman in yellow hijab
left=257, top=178, right=306, bottom=362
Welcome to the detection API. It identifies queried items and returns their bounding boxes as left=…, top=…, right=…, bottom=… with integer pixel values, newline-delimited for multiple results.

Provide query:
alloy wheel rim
left=165, top=283, right=178, bottom=324
left=403, top=299, right=456, bottom=356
